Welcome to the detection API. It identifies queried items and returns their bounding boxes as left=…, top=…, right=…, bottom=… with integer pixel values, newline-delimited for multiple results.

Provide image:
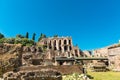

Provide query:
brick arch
left=59, top=40, right=62, bottom=45
left=64, top=39, right=67, bottom=45
left=53, top=40, right=56, bottom=46
left=69, top=39, right=71, bottom=45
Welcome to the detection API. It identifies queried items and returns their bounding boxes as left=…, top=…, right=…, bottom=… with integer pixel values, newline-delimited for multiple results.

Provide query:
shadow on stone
left=87, top=74, right=94, bottom=79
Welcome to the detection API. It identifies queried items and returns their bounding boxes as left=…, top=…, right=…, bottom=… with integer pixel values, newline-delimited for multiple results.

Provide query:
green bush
left=15, top=38, right=34, bottom=46
left=0, top=33, right=4, bottom=39
left=0, top=38, right=6, bottom=43
left=63, top=73, right=86, bottom=80
left=5, top=38, right=15, bottom=44
left=0, top=37, right=35, bottom=46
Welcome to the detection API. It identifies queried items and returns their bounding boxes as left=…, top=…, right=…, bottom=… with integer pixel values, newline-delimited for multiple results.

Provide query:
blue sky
left=0, top=0, right=120, bottom=50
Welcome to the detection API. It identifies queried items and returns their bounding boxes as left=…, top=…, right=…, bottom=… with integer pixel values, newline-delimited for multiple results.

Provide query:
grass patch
left=87, top=71, right=120, bottom=80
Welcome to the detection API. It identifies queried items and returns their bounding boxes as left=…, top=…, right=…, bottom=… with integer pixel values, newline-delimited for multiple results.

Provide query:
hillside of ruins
left=0, top=33, right=120, bottom=80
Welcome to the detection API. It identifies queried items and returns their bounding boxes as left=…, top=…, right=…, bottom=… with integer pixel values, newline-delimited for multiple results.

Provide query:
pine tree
left=32, top=33, right=36, bottom=41
left=0, top=33, right=4, bottom=39
left=38, top=33, right=46, bottom=41
left=25, top=32, right=29, bottom=38
left=16, top=34, right=24, bottom=38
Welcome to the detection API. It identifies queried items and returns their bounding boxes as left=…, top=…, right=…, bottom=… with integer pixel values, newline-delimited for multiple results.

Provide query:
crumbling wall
left=3, top=69, right=62, bottom=80
left=20, top=65, right=83, bottom=75
left=93, top=48, right=108, bottom=57
left=108, top=47, right=120, bottom=70
left=38, top=37, right=82, bottom=58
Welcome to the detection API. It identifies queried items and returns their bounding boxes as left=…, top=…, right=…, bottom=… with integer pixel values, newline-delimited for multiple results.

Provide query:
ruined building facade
left=38, top=37, right=82, bottom=58
left=93, top=43, right=120, bottom=71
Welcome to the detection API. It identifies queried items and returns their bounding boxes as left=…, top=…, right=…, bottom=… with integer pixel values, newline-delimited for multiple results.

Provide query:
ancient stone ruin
left=3, top=69, right=62, bottom=80
left=38, top=37, right=82, bottom=58
left=0, top=36, right=84, bottom=80
left=93, top=43, right=120, bottom=71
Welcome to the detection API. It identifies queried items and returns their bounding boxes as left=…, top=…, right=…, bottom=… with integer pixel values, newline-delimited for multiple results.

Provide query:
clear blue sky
left=0, top=0, right=120, bottom=50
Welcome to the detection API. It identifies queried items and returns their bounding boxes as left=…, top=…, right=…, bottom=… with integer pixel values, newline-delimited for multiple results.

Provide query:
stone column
left=61, top=40, right=64, bottom=53
left=47, top=41, right=49, bottom=50
left=73, top=50, right=75, bottom=57
left=51, top=40, right=54, bottom=50
left=62, top=46, right=64, bottom=53
left=56, top=40, right=59, bottom=50
left=77, top=49, right=80, bottom=57
left=61, top=39, right=64, bottom=46
left=67, top=39, right=69, bottom=45
left=68, top=46, right=70, bottom=51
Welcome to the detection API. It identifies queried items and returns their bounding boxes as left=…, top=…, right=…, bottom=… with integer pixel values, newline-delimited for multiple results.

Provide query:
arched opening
left=59, top=61, right=63, bottom=65
left=75, top=50, right=78, bottom=57
left=49, top=40, right=51, bottom=45
left=59, top=40, right=61, bottom=45
left=68, top=52, right=70, bottom=57
left=49, top=40, right=52, bottom=49
left=59, top=47, right=62, bottom=51
left=49, top=46, right=52, bottom=49
left=54, top=47, right=57, bottom=50
left=69, top=40, right=71, bottom=45
left=64, top=40, right=67, bottom=45
left=54, top=40, right=56, bottom=46
left=69, top=46, right=72, bottom=50
left=64, top=46, right=67, bottom=51
left=72, top=53, right=74, bottom=56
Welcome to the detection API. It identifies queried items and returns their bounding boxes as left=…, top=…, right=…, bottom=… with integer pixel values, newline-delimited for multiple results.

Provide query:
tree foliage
left=25, top=32, right=29, bottom=38
left=0, top=33, right=4, bottom=39
left=5, top=38, right=15, bottom=44
left=54, top=34, right=58, bottom=37
left=38, top=33, right=46, bottom=41
left=0, top=33, right=35, bottom=46
left=32, top=33, right=36, bottom=40
left=16, top=34, right=24, bottom=38
left=15, top=38, right=34, bottom=46
left=0, top=38, right=6, bottom=43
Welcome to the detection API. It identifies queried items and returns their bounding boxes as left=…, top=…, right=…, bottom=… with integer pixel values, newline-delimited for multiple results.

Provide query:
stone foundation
left=3, top=69, right=62, bottom=80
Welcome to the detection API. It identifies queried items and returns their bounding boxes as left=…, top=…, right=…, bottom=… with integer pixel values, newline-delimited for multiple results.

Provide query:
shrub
left=0, top=38, right=6, bottom=43
left=5, top=38, right=15, bottom=44
left=15, top=38, right=35, bottom=46
left=0, top=33, right=4, bottom=39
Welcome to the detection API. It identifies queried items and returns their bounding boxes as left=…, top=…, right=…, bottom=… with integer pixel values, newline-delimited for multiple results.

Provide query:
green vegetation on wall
left=0, top=32, right=35, bottom=46
left=0, top=33, right=4, bottom=39
left=38, top=33, right=46, bottom=41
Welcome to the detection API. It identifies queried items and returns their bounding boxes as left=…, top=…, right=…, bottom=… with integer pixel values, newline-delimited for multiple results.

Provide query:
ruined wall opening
left=32, top=59, right=41, bottom=65
left=69, top=40, right=71, bottom=45
left=54, top=47, right=57, bottom=50
left=64, top=46, right=67, bottom=51
left=59, top=47, right=62, bottom=51
left=64, top=40, right=67, bottom=45
left=68, top=52, right=70, bottom=57
left=49, top=40, right=51, bottom=45
left=49, top=46, right=52, bottom=49
left=69, top=46, right=72, bottom=50
left=71, top=53, right=74, bottom=57
left=75, top=50, right=78, bottom=57
left=59, top=40, right=61, bottom=45
left=54, top=40, right=56, bottom=46
left=49, top=40, right=52, bottom=49
left=59, top=61, right=63, bottom=65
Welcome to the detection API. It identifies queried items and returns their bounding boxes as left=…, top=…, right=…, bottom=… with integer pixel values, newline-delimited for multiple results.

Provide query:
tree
left=53, top=34, right=58, bottom=37
left=0, top=33, right=4, bottom=39
left=5, top=38, right=15, bottom=44
left=16, top=34, right=24, bottom=38
left=25, top=32, right=29, bottom=38
left=15, top=38, right=34, bottom=46
left=32, top=33, right=36, bottom=41
left=38, top=33, right=46, bottom=41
